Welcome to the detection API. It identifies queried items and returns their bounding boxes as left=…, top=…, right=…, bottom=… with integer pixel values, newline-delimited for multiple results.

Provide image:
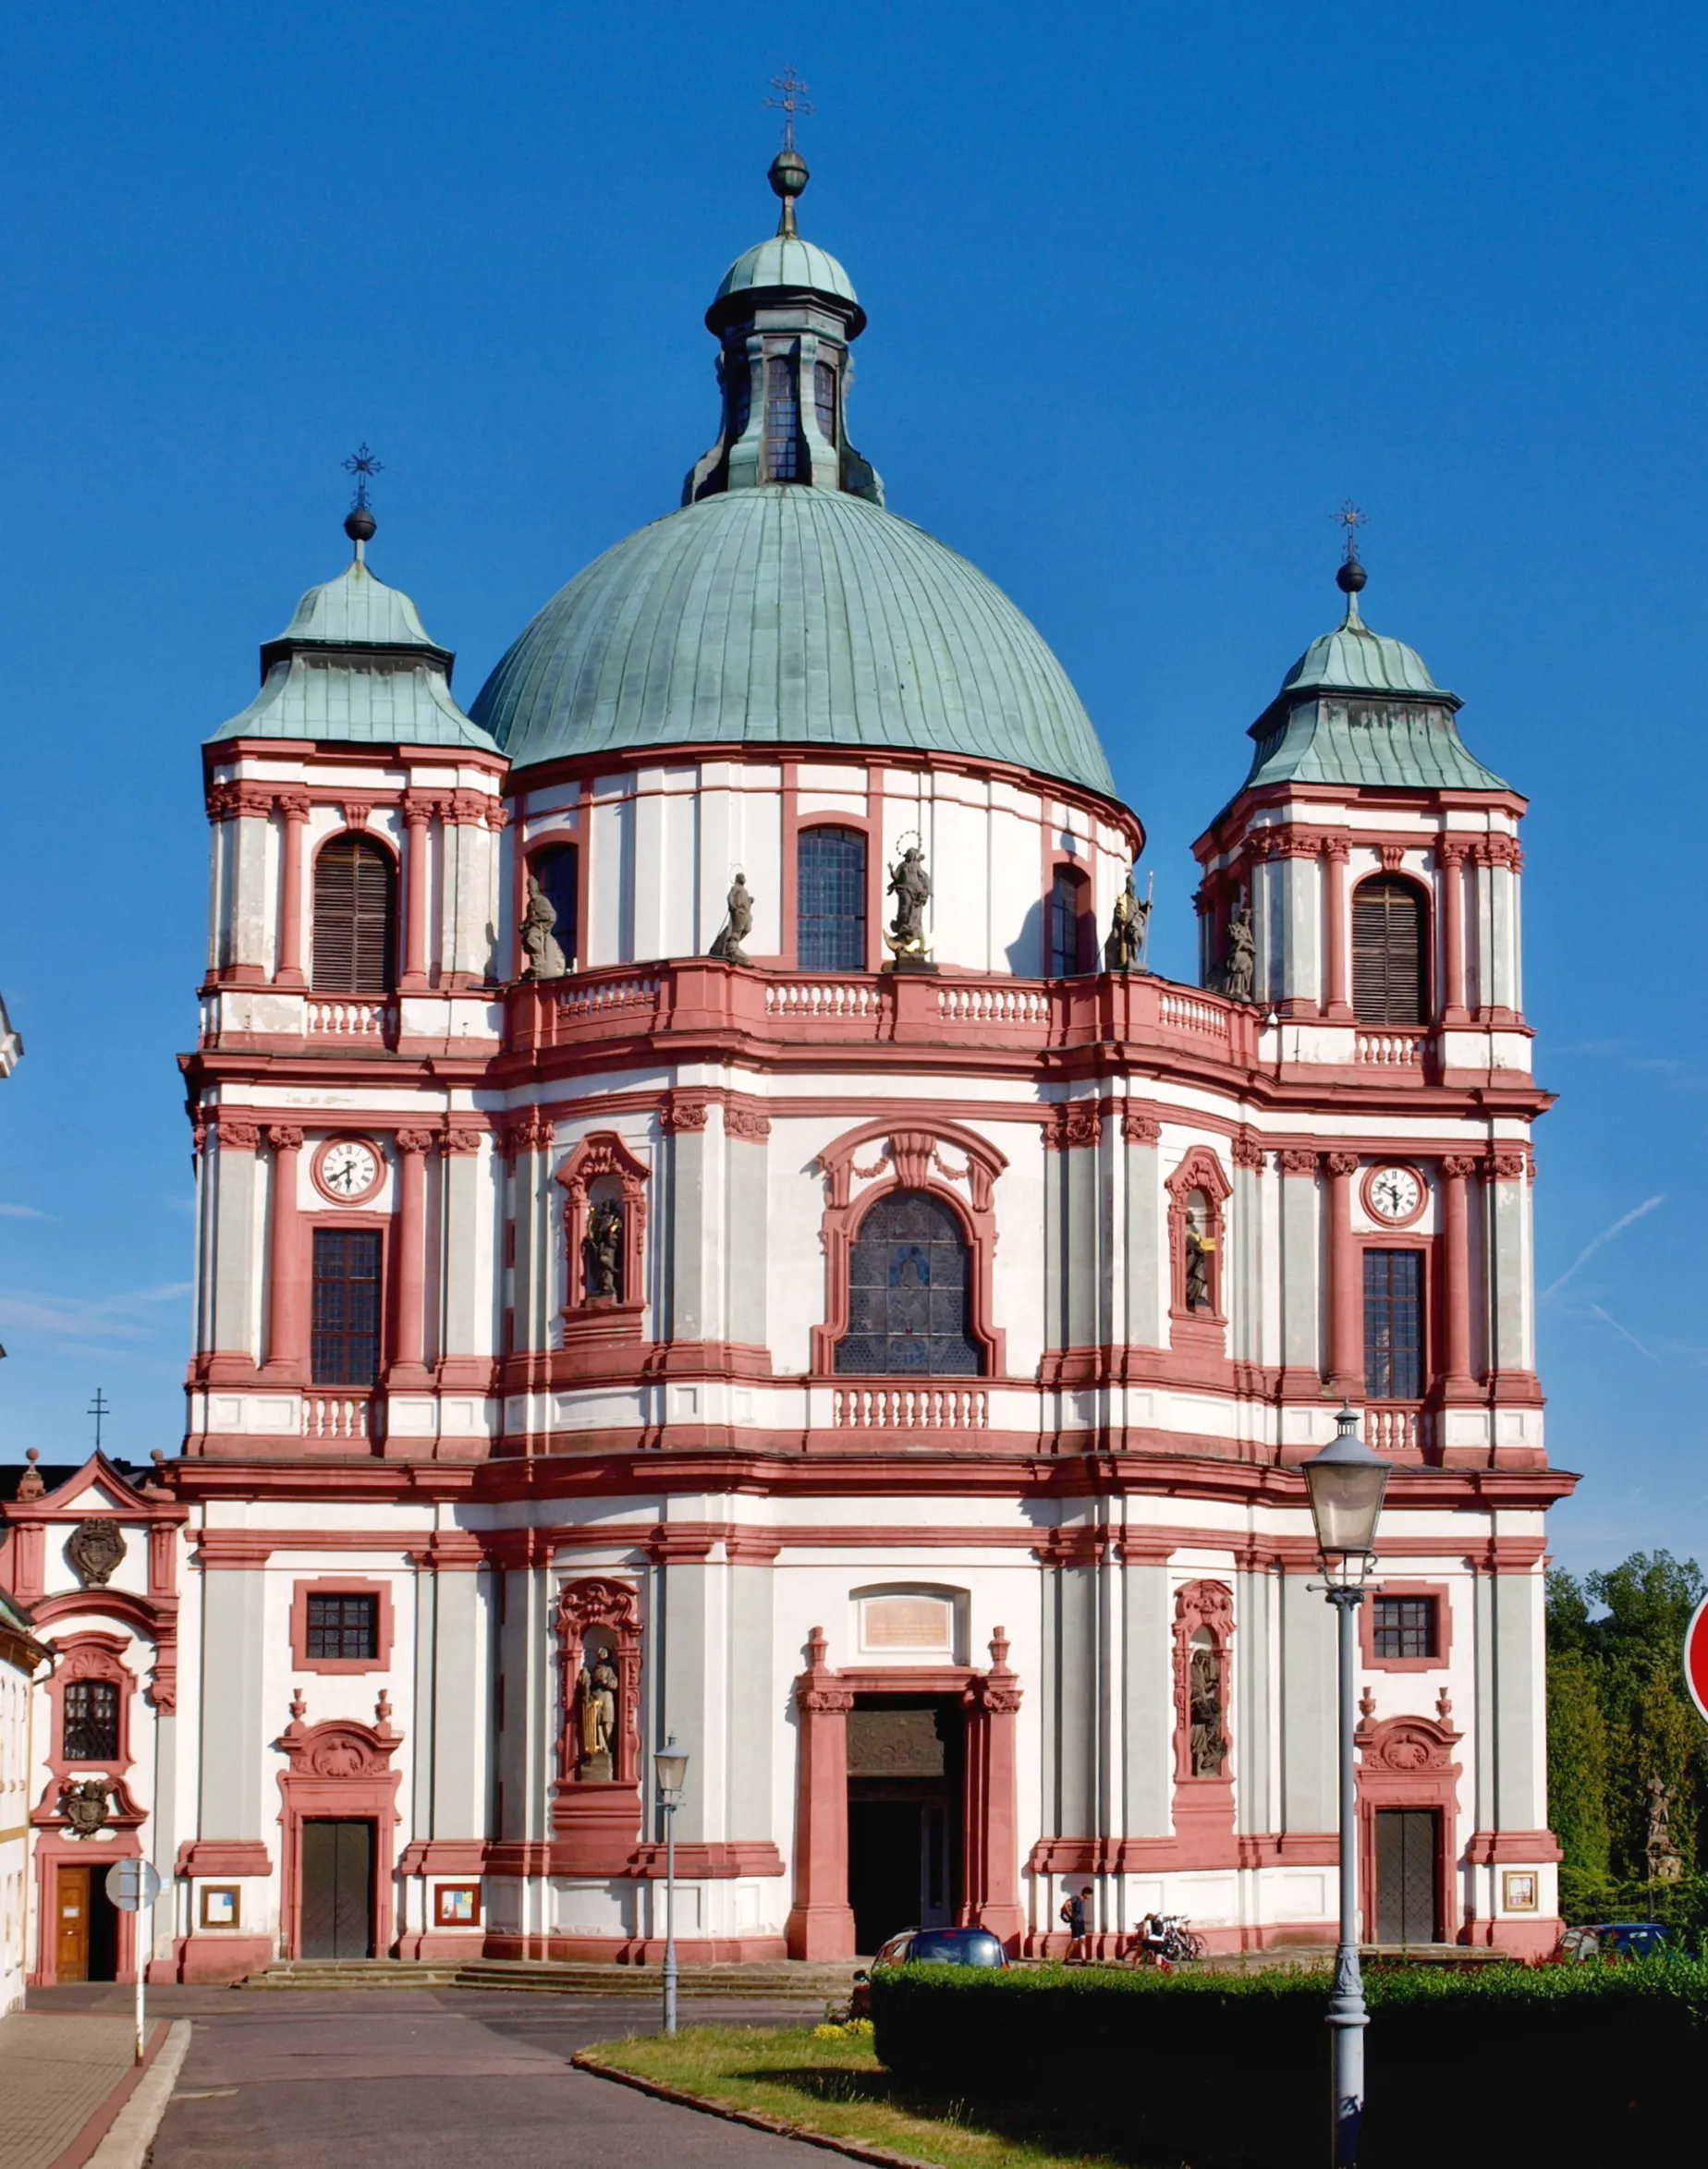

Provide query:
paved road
left=32, top=1986, right=830, bottom=2166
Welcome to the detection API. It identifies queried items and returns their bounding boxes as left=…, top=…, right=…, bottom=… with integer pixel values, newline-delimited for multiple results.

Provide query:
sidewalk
left=0, top=2011, right=165, bottom=2169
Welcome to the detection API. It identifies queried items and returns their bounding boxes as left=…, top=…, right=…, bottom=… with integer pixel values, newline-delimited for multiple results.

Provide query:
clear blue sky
left=2, top=2, right=1702, bottom=1572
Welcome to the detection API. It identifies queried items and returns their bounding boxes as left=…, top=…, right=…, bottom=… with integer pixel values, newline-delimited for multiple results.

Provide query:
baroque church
left=0, top=144, right=1568, bottom=1989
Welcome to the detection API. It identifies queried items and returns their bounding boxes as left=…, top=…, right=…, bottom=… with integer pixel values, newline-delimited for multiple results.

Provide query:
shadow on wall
left=1004, top=900, right=1043, bottom=979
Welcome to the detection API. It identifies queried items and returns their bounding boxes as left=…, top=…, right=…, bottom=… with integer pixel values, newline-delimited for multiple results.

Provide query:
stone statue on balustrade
left=518, top=875, right=567, bottom=981
left=882, top=845, right=935, bottom=973
left=582, top=1198, right=623, bottom=1304
left=1218, top=902, right=1256, bottom=1005
left=709, top=873, right=754, bottom=967
left=1104, top=868, right=1151, bottom=973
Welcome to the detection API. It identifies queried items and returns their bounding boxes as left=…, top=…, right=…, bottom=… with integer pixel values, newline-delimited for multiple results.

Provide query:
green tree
left=1546, top=1643, right=1610, bottom=1881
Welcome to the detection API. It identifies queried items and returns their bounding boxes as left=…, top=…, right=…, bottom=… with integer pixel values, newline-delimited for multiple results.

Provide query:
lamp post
left=653, top=1736, right=689, bottom=2038
left=1302, top=1404, right=1390, bottom=2169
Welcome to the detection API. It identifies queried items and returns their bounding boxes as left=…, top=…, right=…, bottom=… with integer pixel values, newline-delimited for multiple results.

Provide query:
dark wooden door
left=1374, top=1810, right=1440, bottom=1944
left=55, top=1865, right=90, bottom=1981
left=300, top=1821, right=374, bottom=1958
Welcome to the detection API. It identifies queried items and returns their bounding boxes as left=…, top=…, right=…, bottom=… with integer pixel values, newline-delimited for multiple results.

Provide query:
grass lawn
left=580, top=2023, right=1178, bottom=2169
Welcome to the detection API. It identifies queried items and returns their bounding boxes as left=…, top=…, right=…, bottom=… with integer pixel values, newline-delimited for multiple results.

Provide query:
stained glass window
left=765, top=355, right=800, bottom=481
left=798, top=826, right=867, bottom=969
left=835, top=1190, right=982, bottom=1376
left=1364, top=1249, right=1423, bottom=1401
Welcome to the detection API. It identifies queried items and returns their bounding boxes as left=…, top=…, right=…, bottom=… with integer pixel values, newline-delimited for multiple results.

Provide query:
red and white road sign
left=1685, top=1595, right=1708, bottom=1724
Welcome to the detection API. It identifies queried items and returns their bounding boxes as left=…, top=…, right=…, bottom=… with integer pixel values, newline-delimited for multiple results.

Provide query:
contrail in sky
left=1541, top=1195, right=1665, bottom=1302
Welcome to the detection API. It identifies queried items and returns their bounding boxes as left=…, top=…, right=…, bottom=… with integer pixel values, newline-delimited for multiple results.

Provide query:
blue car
left=849, top=1926, right=1008, bottom=2014
left=1555, top=1921, right=1675, bottom=1962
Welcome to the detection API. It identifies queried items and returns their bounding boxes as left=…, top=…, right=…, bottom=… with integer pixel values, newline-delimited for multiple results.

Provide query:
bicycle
left=1128, top=1913, right=1206, bottom=1967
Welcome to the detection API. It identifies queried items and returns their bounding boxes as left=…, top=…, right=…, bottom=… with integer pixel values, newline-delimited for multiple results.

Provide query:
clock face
left=1367, top=1165, right=1423, bottom=1225
left=319, top=1139, right=379, bottom=1202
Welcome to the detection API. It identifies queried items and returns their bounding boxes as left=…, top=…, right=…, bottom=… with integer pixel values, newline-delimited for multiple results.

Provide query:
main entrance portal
left=300, top=1820, right=374, bottom=1958
left=847, top=1696, right=963, bottom=1952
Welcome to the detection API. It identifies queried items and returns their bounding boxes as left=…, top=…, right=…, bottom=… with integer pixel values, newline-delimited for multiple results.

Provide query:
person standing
left=1059, top=1883, right=1093, bottom=1965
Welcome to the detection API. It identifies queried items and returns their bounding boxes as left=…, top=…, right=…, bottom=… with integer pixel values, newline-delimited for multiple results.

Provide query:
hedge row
left=868, top=1959, right=1708, bottom=2167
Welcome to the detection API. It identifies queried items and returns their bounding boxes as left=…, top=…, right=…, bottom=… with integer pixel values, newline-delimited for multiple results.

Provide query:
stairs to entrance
left=242, top=1956, right=856, bottom=2000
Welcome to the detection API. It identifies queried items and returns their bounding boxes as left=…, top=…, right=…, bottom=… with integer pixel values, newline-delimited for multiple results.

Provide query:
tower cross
left=88, top=1387, right=110, bottom=1453
left=343, top=443, right=384, bottom=513
left=765, top=67, right=814, bottom=151
left=1332, top=499, right=1369, bottom=564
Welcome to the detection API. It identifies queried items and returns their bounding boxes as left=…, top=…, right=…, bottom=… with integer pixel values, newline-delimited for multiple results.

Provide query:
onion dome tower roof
left=209, top=508, right=497, bottom=751
left=1240, top=554, right=1507, bottom=794
left=470, top=149, right=1116, bottom=799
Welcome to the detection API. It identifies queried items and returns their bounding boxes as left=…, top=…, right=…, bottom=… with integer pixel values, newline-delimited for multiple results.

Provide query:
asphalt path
left=33, top=1986, right=835, bottom=2166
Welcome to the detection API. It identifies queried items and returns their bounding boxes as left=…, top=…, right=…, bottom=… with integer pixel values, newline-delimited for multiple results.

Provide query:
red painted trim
left=276, top=1707, right=404, bottom=1958
left=176, top=1839, right=273, bottom=1876
left=1355, top=1710, right=1462, bottom=1943
left=551, top=1578, right=643, bottom=1870
left=288, top=1576, right=396, bottom=1675
left=555, top=1131, right=651, bottom=1319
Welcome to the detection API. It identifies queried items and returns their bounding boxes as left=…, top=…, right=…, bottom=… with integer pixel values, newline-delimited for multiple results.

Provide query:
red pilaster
left=1440, top=1153, right=1479, bottom=1397
left=785, top=1629, right=855, bottom=1960
left=275, top=791, right=310, bottom=989
left=1325, top=1152, right=1362, bottom=1396
left=388, top=1130, right=433, bottom=1388
left=262, top=1127, right=307, bottom=1380
left=401, top=794, right=433, bottom=993
left=960, top=1628, right=1025, bottom=1951
left=1322, top=838, right=1353, bottom=1020
left=1439, top=838, right=1469, bottom=1023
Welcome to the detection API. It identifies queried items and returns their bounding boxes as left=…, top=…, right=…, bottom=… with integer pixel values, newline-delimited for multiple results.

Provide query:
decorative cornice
left=1120, top=1108, right=1161, bottom=1145
left=265, top=1125, right=304, bottom=1152
left=1278, top=1148, right=1321, bottom=1176
left=726, top=1104, right=772, bottom=1141
left=1231, top=1128, right=1266, bottom=1171
left=1325, top=1152, right=1361, bottom=1177
left=439, top=1127, right=484, bottom=1156
left=395, top=1128, right=436, bottom=1156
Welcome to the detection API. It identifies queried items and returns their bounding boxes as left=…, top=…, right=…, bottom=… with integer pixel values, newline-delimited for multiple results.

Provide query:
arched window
left=531, top=843, right=579, bottom=969
left=798, top=826, right=867, bottom=970
left=765, top=354, right=801, bottom=481
left=1352, top=875, right=1428, bottom=1026
left=835, top=1189, right=982, bottom=1377
left=63, top=1678, right=119, bottom=1762
left=313, top=834, right=396, bottom=993
left=813, top=360, right=837, bottom=446
left=1048, top=865, right=1091, bottom=977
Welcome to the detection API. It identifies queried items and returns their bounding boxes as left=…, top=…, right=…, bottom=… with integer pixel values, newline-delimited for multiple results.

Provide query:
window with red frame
left=312, top=1227, right=382, bottom=1386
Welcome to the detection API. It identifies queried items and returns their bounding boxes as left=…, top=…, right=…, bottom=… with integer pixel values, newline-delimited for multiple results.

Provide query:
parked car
left=848, top=1926, right=1008, bottom=2015
left=1554, top=1921, right=1675, bottom=1963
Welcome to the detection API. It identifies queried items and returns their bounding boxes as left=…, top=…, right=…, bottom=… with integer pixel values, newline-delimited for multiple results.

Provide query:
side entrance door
left=300, top=1821, right=374, bottom=1959
left=1374, top=1809, right=1440, bottom=1944
left=55, top=1865, right=90, bottom=1981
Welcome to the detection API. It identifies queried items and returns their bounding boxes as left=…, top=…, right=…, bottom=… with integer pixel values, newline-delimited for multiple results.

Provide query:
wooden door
left=1374, top=1809, right=1440, bottom=1944
left=299, top=1821, right=374, bottom=1959
left=55, top=1865, right=91, bottom=1981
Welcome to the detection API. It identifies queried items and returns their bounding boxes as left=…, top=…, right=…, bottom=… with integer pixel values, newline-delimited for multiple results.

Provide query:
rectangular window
left=765, top=354, right=800, bottom=481
left=311, top=1227, right=382, bottom=1386
left=798, top=826, right=867, bottom=970
left=1049, top=867, right=1087, bottom=976
left=63, top=1679, right=119, bottom=1761
left=1372, top=1596, right=1438, bottom=1661
left=305, top=1593, right=379, bottom=1663
left=1364, top=1248, right=1423, bottom=1401
left=813, top=359, right=837, bottom=446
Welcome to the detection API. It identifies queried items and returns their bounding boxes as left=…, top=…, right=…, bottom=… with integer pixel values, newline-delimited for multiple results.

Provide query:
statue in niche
left=582, top=1198, right=623, bottom=1304
left=518, top=875, right=567, bottom=981
left=576, top=1642, right=620, bottom=1780
left=1219, top=902, right=1256, bottom=1005
left=1189, top=1645, right=1227, bottom=1776
left=882, top=845, right=934, bottom=970
left=1104, top=868, right=1151, bottom=973
left=1184, top=1210, right=1215, bottom=1313
left=709, top=873, right=754, bottom=966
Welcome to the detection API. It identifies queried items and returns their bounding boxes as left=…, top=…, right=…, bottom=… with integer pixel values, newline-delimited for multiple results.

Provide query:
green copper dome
left=470, top=486, right=1116, bottom=795
left=714, top=234, right=859, bottom=311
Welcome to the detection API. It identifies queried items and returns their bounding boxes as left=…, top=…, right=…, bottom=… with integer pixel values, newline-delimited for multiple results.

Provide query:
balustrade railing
left=1355, top=1029, right=1428, bottom=1068
left=1364, top=1402, right=1429, bottom=1456
left=306, top=999, right=394, bottom=1042
left=302, top=1394, right=372, bottom=1443
left=834, top=1385, right=989, bottom=1431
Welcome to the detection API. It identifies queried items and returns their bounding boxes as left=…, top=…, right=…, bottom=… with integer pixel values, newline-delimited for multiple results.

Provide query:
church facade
left=1, top=150, right=1569, bottom=1986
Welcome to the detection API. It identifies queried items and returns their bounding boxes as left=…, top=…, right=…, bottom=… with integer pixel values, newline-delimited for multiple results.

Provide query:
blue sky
left=1, top=2, right=1702, bottom=1571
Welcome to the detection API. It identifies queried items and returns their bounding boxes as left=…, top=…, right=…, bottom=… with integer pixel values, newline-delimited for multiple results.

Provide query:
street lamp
left=1303, top=1404, right=1390, bottom=2169
left=653, top=1736, right=689, bottom=2038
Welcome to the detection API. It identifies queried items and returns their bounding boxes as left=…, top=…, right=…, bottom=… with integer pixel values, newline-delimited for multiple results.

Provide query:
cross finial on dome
left=342, top=443, right=384, bottom=562
left=1332, top=499, right=1369, bottom=621
left=765, top=67, right=813, bottom=236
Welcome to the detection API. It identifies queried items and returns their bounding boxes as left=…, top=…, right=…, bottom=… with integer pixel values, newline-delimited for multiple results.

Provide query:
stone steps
left=242, top=1956, right=853, bottom=1999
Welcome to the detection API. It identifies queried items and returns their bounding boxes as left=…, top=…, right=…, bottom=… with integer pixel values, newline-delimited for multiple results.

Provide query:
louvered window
left=835, top=1189, right=982, bottom=1377
left=1352, top=876, right=1428, bottom=1025
left=63, top=1680, right=119, bottom=1761
left=765, top=355, right=801, bottom=481
left=312, top=1227, right=382, bottom=1386
left=798, top=826, right=867, bottom=969
left=531, top=844, right=579, bottom=969
left=313, top=835, right=396, bottom=993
